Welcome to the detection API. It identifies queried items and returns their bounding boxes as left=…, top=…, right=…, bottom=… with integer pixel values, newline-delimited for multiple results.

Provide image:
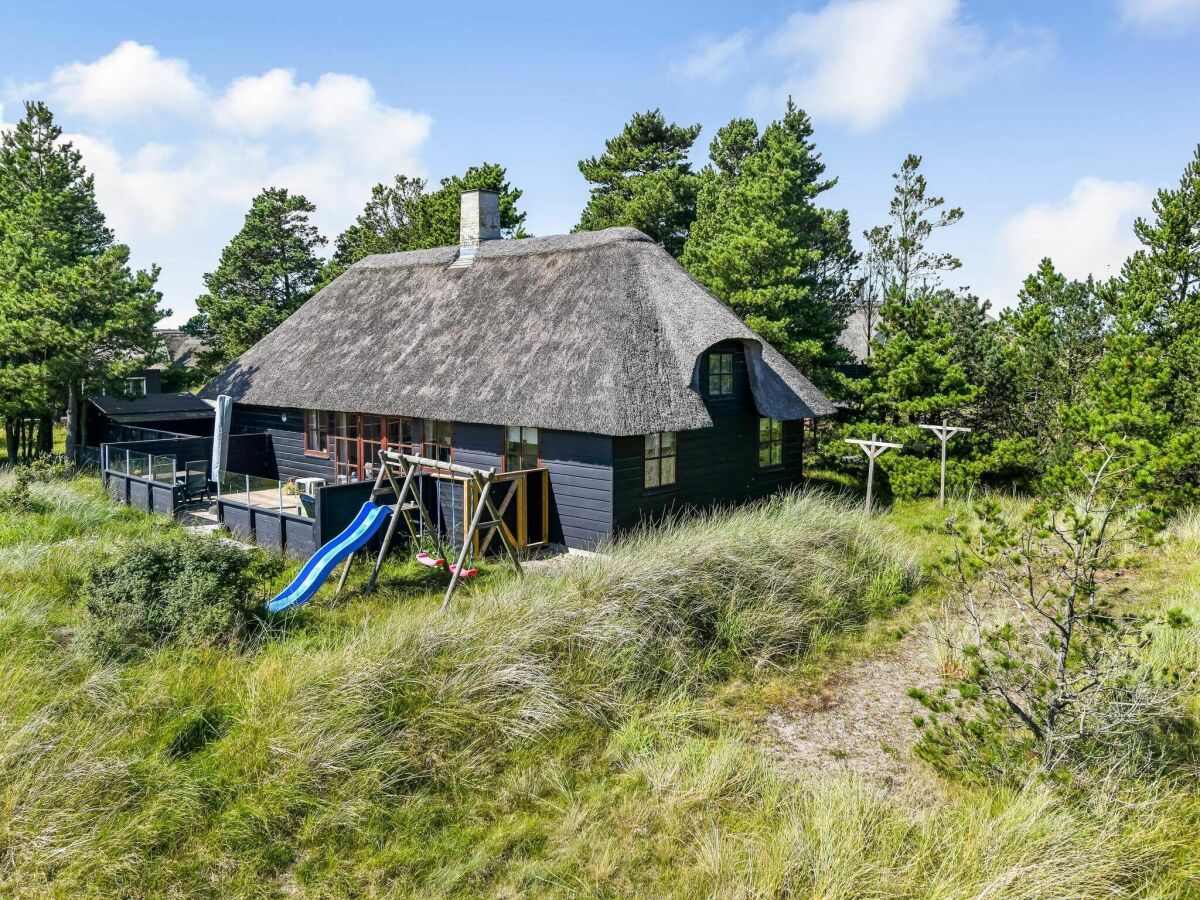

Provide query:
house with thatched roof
left=200, top=190, right=834, bottom=551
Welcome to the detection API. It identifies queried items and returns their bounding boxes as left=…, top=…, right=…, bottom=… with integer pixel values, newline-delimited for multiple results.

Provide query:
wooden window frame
left=304, top=409, right=329, bottom=457
left=421, top=419, right=454, bottom=464
left=757, top=417, right=784, bottom=470
left=332, top=412, right=420, bottom=481
left=125, top=376, right=147, bottom=397
left=643, top=431, right=678, bottom=491
left=707, top=351, right=734, bottom=398
left=503, top=425, right=540, bottom=472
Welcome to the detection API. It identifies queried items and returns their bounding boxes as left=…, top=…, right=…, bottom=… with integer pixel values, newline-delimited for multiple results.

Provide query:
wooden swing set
left=340, top=449, right=526, bottom=610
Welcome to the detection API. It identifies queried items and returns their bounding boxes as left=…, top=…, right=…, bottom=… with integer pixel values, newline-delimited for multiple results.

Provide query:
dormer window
left=708, top=352, right=733, bottom=397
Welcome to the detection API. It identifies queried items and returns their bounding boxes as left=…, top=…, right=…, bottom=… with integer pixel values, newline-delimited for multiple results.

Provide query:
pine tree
left=681, top=101, right=858, bottom=383
left=412, top=162, right=526, bottom=249
left=317, top=174, right=427, bottom=288
left=186, top=187, right=326, bottom=370
left=0, top=101, right=161, bottom=459
left=576, top=110, right=701, bottom=257
left=990, top=260, right=1105, bottom=481
left=1057, top=145, right=1200, bottom=514
left=319, top=164, right=527, bottom=290
left=863, top=154, right=964, bottom=301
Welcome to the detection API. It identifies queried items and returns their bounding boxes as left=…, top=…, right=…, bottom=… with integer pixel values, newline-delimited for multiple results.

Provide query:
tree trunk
left=65, top=381, right=79, bottom=463
left=4, top=418, right=17, bottom=464
left=37, top=414, right=53, bottom=456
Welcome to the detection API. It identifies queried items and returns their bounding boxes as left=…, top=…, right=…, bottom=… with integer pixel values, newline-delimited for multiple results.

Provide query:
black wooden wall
left=611, top=341, right=804, bottom=533
left=231, top=404, right=335, bottom=481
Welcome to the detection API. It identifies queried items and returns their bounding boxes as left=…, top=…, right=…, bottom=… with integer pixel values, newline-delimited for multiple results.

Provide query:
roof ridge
left=351, top=227, right=652, bottom=271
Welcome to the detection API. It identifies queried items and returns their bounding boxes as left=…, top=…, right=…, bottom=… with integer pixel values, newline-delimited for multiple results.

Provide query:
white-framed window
left=125, top=377, right=147, bottom=397
left=304, top=409, right=328, bottom=456
left=644, top=431, right=677, bottom=489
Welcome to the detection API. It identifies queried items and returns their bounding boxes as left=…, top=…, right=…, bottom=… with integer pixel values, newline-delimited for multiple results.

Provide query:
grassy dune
left=0, top=475, right=1197, bottom=897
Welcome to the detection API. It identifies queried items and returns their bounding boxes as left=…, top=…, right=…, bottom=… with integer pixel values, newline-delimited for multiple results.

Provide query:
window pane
left=362, top=416, right=381, bottom=442
left=722, top=374, right=732, bottom=394
left=772, top=419, right=783, bottom=440
left=644, top=459, right=659, bottom=488
left=759, top=444, right=771, bottom=468
left=645, top=432, right=659, bottom=458
left=660, top=456, right=676, bottom=485
left=661, top=431, right=676, bottom=455
left=759, top=417, right=770, bottom=440
left=524, top=427, right=538, bottom=453
left=772, top=443, right=783, bottom=467
left=507, top=425, right=521, bottom=446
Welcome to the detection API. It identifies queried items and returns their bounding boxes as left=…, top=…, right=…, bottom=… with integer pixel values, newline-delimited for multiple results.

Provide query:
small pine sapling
left=912, top=449, right=1197, bottom=782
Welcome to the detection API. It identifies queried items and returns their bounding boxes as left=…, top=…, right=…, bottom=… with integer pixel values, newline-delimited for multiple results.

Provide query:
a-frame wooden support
left=844, top=433, right=903, bottom=514
left=917, top=419, right=972, bottom=506
left=342, top=450, right=524, bottom=611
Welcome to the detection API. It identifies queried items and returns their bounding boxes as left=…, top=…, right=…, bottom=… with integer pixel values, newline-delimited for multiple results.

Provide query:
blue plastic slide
left=267, top=501, right=392, bottom=613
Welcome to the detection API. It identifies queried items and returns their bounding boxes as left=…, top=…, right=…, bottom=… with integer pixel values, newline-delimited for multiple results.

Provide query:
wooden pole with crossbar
left=844, top=434, right=904, bottom=514
left=918, top=419, right=972, bottom=506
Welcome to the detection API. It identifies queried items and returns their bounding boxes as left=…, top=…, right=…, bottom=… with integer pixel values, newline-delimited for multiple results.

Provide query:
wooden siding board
left=283, top=518, right=317, bottom=558
left=231, top=404, right=334, bottom=482
left=151, top=485, right=175, bottom=515
left=254, top=512, right=284, bottom=554
left=221, top=504, right=253, bottom=542
left=539, top=429, right=613, bottom=550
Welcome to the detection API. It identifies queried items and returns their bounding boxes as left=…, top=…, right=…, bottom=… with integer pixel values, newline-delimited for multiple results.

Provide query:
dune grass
left=0, top=476, right=1197, bottom=897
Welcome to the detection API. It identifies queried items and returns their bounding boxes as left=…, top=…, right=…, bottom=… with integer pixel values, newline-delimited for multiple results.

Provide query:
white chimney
left=453, top=189, right=501, bottom=266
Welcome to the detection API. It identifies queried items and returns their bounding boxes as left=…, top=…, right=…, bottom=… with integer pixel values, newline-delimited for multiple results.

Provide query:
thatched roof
left=838, top=308, right=876, bottom=364
left=202, top=228, right=835, bottom=436
left=149, top=329, right=206, bottom=371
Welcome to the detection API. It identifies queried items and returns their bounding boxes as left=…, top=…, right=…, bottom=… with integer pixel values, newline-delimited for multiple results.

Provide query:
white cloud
left=213, top=69, right=431, bottom=171
left=732, top=0, right=1052, bottom=131
left=1119, top=0, right=1200, bottom=27
left=4, top=41, right=433, bottom=324
left=35, top=40, right=207, bottom=121
left=673, top=30, right=751, bottom=81
left=988, top=178, right=1151, bottom=305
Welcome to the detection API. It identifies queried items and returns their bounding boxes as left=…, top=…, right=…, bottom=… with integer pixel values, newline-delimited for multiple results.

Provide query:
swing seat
left=448, top=564, right=478, bottom=578
left=416, top=551, right=445, bottom=569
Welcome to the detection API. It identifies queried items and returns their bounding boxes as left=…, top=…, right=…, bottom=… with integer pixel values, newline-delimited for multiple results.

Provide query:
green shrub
left=80, top=535, right=282, bottom=659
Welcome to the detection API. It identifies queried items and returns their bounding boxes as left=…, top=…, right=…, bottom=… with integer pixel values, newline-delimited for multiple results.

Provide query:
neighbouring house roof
left=201, top=228, right=835, bottom=436
left=148, top=329, right=206, bottom=371
left=89, top=392, right=215, bottom=424
left=838, top=308, right=877, bottom=365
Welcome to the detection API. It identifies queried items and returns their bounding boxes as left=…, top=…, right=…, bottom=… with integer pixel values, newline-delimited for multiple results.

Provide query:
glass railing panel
left=151, top=455, right=177, bottom=484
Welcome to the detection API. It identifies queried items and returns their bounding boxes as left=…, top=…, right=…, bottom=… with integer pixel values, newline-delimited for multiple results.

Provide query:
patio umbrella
left=211, top=394, right=232, bottom=483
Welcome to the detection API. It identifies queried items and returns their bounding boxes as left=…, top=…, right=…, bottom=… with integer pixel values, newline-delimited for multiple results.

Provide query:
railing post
left=125, top=449, right=130, bottom=474
left=245, top=474, right=251, bottom=508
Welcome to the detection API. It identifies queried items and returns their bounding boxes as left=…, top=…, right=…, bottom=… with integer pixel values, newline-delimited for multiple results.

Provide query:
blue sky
left=3, top=0, right=1199, bottom=324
